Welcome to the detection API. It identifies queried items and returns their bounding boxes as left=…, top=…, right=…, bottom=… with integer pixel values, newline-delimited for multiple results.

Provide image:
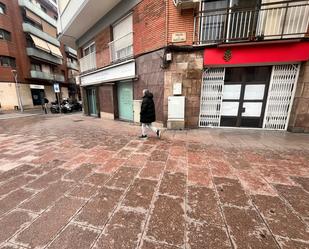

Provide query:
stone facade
left=134, top=49, right=165, bottom=122
left=288, top=61, right=309, bottom=133
left=164, top=51, right=204, bottom=128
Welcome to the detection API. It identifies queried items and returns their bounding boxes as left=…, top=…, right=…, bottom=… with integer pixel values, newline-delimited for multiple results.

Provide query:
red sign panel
left=204, top=42, right=309, bottom=66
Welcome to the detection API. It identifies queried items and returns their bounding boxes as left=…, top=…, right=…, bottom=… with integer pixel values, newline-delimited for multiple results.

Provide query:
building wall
left=0, top=0, right=75, bottom=110
left=288, top=61, right=309, bottom=133
left=167, top=0, right=195, bottom=46
left=134, top=49, right=165, bottom=122
left=95, top=26, right=112, bottom=69
left=0, top=0, right=30, bottom=83
left=133, top=0, right=166, bottom=56
left=60, top=86, right=69, bottom=99
left=0, top=82, right=34, bottom=109
left=164, top=50, right=203, bottom=128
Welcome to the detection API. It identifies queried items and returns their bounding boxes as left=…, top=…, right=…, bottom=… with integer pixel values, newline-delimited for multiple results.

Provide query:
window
left=111, top=14, right=133, bottom=61
left=0, top=29, right=11, bottom=41
left=31, top=63, right=41, bottom=71
left=0, top=56, right=16, bottom=68
left=41, top=6, right=47, bottom=13
left=67, top=57, right=77, bottom=64
left=0, top=2, right=6, bottom=14
left=83, top=43, right=95, bottom=57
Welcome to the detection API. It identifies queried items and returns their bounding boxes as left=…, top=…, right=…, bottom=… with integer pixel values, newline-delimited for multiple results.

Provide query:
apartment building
left=0, top=0, right=79, bottom=110
left=58, top=0, right=309, bottom=132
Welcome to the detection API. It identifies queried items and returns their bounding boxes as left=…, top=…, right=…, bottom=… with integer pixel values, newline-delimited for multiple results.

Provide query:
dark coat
left=140, top=92, right=156, bottom=123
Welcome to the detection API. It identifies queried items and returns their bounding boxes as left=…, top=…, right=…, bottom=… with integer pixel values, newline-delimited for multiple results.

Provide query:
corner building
left=58, top=0, right=309, bottom=132
left=0, top=0, right=79, bottom=110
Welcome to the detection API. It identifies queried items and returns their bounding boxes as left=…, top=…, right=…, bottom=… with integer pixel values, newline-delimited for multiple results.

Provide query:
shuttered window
left=42, top=20, right=57, bottom=38
left=113, top=14, right=133, bottom=40
left=26, top=9, right=42, bottom=24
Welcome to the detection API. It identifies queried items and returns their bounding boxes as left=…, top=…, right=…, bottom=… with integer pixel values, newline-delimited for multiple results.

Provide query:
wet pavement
left=0, top=114, right=308, bottom=249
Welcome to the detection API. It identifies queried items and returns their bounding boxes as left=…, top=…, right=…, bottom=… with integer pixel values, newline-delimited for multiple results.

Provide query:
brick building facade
left=0, top=0, right=79, bottom=110
left=58, top=0, right=309, bottom=132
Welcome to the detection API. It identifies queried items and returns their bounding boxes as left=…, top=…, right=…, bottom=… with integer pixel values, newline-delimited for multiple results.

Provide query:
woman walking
left=139, top=89, right=161, bottom=139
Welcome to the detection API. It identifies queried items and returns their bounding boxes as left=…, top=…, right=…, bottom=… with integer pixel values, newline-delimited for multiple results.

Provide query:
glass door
left=87, top=88, right=97, bottom=116
left=117, top=81, right=133, bottom=121
left=221, top=66, right=271, bottom=128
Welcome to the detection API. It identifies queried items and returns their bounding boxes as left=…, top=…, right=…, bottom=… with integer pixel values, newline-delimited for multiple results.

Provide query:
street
left=0, top=113, right=308, bottom=249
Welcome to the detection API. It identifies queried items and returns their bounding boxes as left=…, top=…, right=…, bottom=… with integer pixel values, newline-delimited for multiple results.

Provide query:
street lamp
left=11, top=69, right=24, bottom=112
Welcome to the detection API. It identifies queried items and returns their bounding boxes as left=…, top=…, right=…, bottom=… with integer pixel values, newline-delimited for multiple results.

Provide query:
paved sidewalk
left=0, top=109, right=44, bottom=120
left=0, top=114, right=308, bottom=248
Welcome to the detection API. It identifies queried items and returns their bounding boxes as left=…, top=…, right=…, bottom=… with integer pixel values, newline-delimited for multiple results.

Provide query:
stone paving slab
left=0, top=114, right=308, bottom=248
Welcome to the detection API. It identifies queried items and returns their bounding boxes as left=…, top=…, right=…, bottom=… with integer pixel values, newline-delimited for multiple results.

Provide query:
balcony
left=67, top=61, right=79, bottom=71
left=80, top=52, right=96, bottom=73
left=109, top=32, right=133, bottom=63
left=58, top=0, right=121, bottom=47
left=18, top=0, right=57, bottom=27
left=27, top=48, right=62, bottom=65
left=195, top=0, right=309, bottom=45
left=54, top=74, right=65, bottom=82
left=174, top=0, right=200, bottom=9
left=30, top=70, right=65, bottom=82
left=65, top=46, right=78, bottom=57
left=22, top=23, right=60, bottom=47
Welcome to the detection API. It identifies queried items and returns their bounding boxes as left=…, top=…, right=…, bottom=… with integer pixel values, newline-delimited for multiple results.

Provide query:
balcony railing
left=18, top=0, right=57, bottom=27
left=30, top=70, right=65, bottom=82
left=22, top=23, right=60, bottom=47
left=109, top=32, right=133, bottom=63
left=195, top=0, right=309, bottom=44
left=67, top=61, right=79, bottom=71
left=80, top=52, right=96, bottom=73
left=27, top=48, right=63, bottom=65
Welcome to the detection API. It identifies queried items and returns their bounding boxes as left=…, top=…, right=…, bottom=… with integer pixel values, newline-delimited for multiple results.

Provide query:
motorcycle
left=50, top=100, right=73, bottom=113
left=71, top=100, right=83, bottom=112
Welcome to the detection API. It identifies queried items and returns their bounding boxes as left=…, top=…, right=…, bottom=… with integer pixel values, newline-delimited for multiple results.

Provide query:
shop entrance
left=86, top=88, right=98, bottom=116
left=31, top=89, right=45, bottom=106
left=117, top=81, right=133, bottom=121
left=221, top=66, right=271, bottom=128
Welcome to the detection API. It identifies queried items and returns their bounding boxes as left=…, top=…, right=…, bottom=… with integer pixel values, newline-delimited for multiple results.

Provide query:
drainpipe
left=165, top=0, right=169, bottom=47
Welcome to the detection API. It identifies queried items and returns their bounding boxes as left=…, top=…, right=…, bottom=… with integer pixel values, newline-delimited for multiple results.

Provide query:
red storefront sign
left=204, top=42, right=309, bottom=66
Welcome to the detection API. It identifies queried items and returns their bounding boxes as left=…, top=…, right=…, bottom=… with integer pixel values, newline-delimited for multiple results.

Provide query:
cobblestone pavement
left=0, top=114, right=308, bottom=249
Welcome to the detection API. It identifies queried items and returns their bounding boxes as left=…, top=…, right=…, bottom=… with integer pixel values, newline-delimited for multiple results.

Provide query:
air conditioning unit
left=173, top=0, right=200, bottom=9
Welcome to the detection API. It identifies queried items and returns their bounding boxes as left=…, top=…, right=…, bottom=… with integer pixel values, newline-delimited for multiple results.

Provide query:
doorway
left=220, top=66, right=271, bottom=128
left=117, top=81, right=133, bottom=121
left=86, top=88, right=98, bottom=116
left=31, top=89, right=45, bottom=106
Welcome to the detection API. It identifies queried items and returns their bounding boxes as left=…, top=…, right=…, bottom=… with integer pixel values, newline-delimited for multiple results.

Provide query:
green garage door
left=118, top=81, right=133, bottom=121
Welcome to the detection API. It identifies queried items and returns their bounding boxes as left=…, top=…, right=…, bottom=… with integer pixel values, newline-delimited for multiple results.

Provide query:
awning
left=47, top=43, right=63, bottom=58
left=81, top=59, right=136, bottom=86
left=204, top=42, right=309, bottom=66
left=30, top=34, right=50, bottom=53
